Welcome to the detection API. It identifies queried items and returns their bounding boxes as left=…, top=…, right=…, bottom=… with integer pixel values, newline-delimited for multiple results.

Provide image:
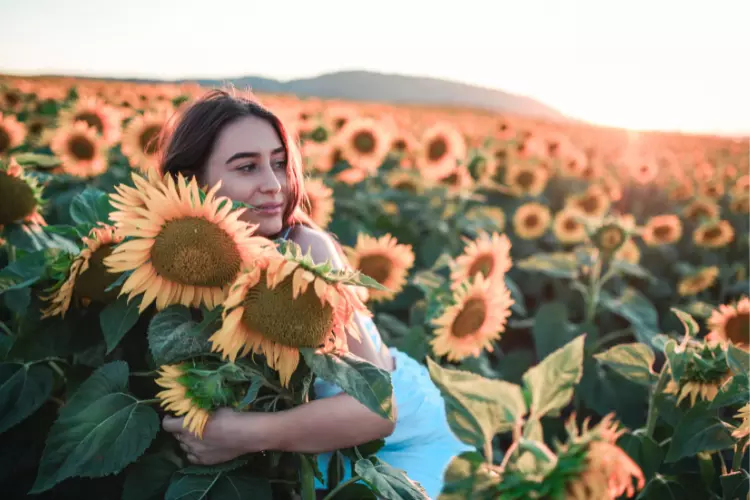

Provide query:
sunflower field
left=0, top=75, right=748, bottom=500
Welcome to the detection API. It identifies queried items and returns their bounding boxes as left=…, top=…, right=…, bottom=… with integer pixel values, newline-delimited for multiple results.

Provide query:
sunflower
left=699, top=180, right=725, bottom=200
left=729, top=194, right=750, bottom=214
left=678, top=266, right=720, bottom=297
left=324, top=105, right=358, bottom=132
left=730, top=174, right=750, bottom=198
left=693, top=219, right=735, bottom=249
left=388, top=132, right=418, bottom=167
left=104, top=172, right=272, bottom=313
left=344, top=233, right=414, bottom=303
left=504, top=162, right=549, bottom=197
left=629, top=159, right=659, bottom=185
left=553, top=207, right=588, bottom=245
left=209, top=243, right=370, bottom=386
left=440, top=166, right=474, bottom=196
left=414, top=122, right=467, bottom=181
left=642, top=214, right=683, bottom=246
left=450, top=231, right=512, bottom=288
left=335, top=167, right=368, bottom=185
left=0, top=158, right=46, bottom=228
left=57, top=97, right=121, bottom=145
left=0, top=113, right=26, bottom=156
left=465, top=206, right=506, bottom=232
left=431, top=273, right=513, bottom=362
left=121, top=108, right=172, bottom=173
left=386, top=170, right=425, bottom=194
left=337, top=117, right=391, bottom=174
left=599, top=175, right=623, bottom=202
left=668, top=178, right=695, bottom=202
left=614, top=238, right=641, bottom=265
left=664, top=365, right=732, bottom=407
left=41, top=224, right=124, bottom=318
left=49, top=122, right=108, bottom=178
left=706, top=296, right=749, bottom=350
left=513, top=202, right=552, bottom=240
left=566, top=185, right=611, bottom=219
left=302, top=177, right=334, bottom=228
left=682, top=198, right=720, bottom=223
left=732, top=404, right=750, bottom=442
left=591, top=221, right=629, bottom=256
left=155, top=364, right=211, bottom=439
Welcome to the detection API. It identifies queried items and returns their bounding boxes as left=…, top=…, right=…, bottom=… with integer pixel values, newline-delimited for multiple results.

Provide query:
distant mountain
left=183, top=70, right=569, bottom=122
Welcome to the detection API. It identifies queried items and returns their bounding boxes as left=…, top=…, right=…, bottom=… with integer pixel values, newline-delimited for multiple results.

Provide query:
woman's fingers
left=187, top=453, right=201, bottom=464
left=179, top=442, right=190, bottom=453
left=162, top=416, right=185, bottom=434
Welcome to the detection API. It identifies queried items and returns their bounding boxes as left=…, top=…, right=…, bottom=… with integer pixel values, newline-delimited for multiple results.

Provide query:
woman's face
left=202, top=116, right=289, bottom=237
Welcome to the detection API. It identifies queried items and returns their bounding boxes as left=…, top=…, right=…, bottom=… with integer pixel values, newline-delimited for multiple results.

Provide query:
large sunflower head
left=513, top=202, right=552, bottom=240
left=0, top=158, right=46, bottom=228
left=120, top=108, right=172, bottom=173
left=49, top=122, right=108, bottom=178
left=302, top=177, right=335, bottom=229
left=344, top=233, right=415, bottom=303
left=678, top=266, right=720, bottom=297
left=155, top=364, right=211, bottom=439
left=0, top=112, right=27, bottom=156
left=209, top=242, right=375, bottom=386
left=415, top=122, right=467, bottom=181
left=41, top=224, right=124, bottom=318
left=104, top=171, right=273, bottom=313
left=450, top=231, right=512, bottom=288
left=553, top=207, right=588, bottom=245
left=664, top=341, right=733, bottom=407
left=706, top=296, right=749, bottom=350
left=693, top=219, right=735, bottom=249
left=642, top=214, right=683, bottom=246
left=57, top=97, right=121, bottom=145
left=682, top=198, right=720, bottom=223
left=430, top=273, right=513, bottom=362
left=337, top=117, right=391, bottom=174
left=503, top=162, right=549, bottom=197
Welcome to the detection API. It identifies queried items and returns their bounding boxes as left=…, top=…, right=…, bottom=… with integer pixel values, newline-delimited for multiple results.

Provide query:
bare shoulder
left=289, top=225, right=343, bottom=267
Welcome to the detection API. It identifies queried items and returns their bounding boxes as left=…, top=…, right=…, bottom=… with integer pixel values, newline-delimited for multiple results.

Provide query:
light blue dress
left=279, top=226, right=472, bottom=499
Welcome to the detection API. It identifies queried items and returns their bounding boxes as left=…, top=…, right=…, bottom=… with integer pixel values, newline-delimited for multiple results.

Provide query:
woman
left=160, top=89, right=471, bottom=498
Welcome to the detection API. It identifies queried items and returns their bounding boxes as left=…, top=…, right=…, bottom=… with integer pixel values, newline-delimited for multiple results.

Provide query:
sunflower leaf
left=301, top=349, right=395, bottom=422
left=164, top=471, right=272, bottom=500
left=516, top=252, right=579, bottom=279
left=100, top=295, right=141, bottom=354
left=727, top=344, right=750, bottom=375
left=664, top=401, right=735, bottom=463
left=148, top=306, right=216, bottom=366
left=355, top=457, right=429, bottom=500
left=670, top=307, right=700, bottom=337
left=720, top=470, right=750, bottom=500
left=122, top=453, right=181, bottom=500
left=31, top=361, right=160, bottom=493
left=69, top=187, right=112, bottom=227
left=0, top=362, right=54, bottom=434
left=594, top=342, right=656, bottom=386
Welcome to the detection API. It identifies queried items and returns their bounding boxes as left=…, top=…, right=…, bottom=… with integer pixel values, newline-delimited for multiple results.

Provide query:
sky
left=0, top=0, right=748, bottom=135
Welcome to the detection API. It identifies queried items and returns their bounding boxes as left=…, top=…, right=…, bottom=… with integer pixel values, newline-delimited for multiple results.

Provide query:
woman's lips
left=251, top=202, right=284, bottom=216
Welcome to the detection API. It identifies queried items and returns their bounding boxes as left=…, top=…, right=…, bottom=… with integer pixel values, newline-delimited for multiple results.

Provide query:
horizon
left=1, top=0, right=749, bottom=136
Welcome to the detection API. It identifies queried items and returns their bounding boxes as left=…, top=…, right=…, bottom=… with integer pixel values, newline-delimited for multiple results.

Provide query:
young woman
left=159, top=89, right=471, bottom=498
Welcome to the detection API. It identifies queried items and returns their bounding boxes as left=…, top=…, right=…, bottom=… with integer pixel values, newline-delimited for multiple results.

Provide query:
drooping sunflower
left=553, top=207, right=588, bottom=245
left=450, top=231, right=512, bottom=288
left=302, top=177, right=334, bottom=228
left=120, top=108, right=172, bottom=173
left=641, top=214, right=683, bottom=246
left=414, top=122, right=467, bottom=181
left=677, top=266, right=720, bottom=297
left=503, top=162, right=549, bottom=197
left=104, top=172, right=272, bottom=312
left=0, top=158, right=46, bottom=229
left=513, top=202, right=552, bottom=240
left=565, top=185, right=611, bottom=219
left=155, top=364, right=211, bottom=439
left=431, top=273, right=514, bottom=362
left=664, top=342, right=733, bottom=407
left=0, top=112, right=27, bottom=156
left=49, top=122, right=108, bottom=178
left=209, top=243, right=372, bottom=386
left=344, top=233, right=415, bottom=303
left=682, top=198, right=720, bottom=223
left=57, top=97, right=121, bottom=145
left=337, top=117, right=391, bottom=174
left=706, top=296, right=749, bottom=350
left=693, top=219, right=735, bottom=249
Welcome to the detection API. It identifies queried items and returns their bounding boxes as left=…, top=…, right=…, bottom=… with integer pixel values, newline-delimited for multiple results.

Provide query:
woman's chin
left=254, top=217, right=284, bottom=238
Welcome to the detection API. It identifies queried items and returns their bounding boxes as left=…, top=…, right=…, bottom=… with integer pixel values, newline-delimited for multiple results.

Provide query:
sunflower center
left=353, top=131, right=376, bottom=154
left=75, top=112, right=104, bottom=134
left=240, top=272, right=334, bottom=348
left=334, top=118, right=348, bottom=130
left=139, top=124, right=162, bottom=155
left=516, top=170, right=536, bottom=189
left=150, top=217, right=242, bottom=287
left=358, top=254, right=394, bottom=285
left=599, top=228, right=624, bottom=250
left=392, top=139, right=407, bottom=152
left=653, top=224, right=673, bottom=239
left=524, top=213, right=540, bottom=228
left=5, top=90, right=20, bottom=107
left=67, top=134, right=96, bottom=160
left=74, top=245, right=120, bottom=303
left=0, top=171, right=37, bottom=225
left=725, top=313, right=750, bottom=346
left=578, top=195, right=601, bottom=214
left=427, top=137, right=448, bottom=162
left=468, top=254, right=495, bottom=278
left=564, top=217, right=579, bottom=232
left=0, top=127, right=10, bottom=154
left=310, top=126, right=328, bottom=143
left=29, top=121, right=45, bottom=136
left=687, top=203, right=712, bottom=220
left=702, top=226, right=723, bottom=241
left=450, top=297, right=487, bottom=338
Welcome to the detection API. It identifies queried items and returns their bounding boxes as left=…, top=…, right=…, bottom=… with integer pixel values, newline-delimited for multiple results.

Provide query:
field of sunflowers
left=0, top=74, right=748, bottom=500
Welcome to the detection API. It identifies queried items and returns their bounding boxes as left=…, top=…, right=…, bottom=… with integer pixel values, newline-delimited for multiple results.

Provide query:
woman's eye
left=237, top=164, right=256, bottom=172
left=273, top=160, right=287, bottom=170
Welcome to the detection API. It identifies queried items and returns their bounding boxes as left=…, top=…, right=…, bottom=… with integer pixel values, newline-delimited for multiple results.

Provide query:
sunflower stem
left=717, top=450, right=728, bottom=475
left=646, top=369, right=670, bottom=439
left=131, top=370, right=158, bottom=377
left=584, top=253, right=604, bottom=324
left=138, top=398, right=162, bottom=405
left=322, top=475, right=363, bottom=500
left=47, top=360, right=66, bottom=381
left=732, top=442, right=746, bottom=472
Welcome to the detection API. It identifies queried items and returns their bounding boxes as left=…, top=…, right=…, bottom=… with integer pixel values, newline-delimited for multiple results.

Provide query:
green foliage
left=147, top=306, right=219, bottom=366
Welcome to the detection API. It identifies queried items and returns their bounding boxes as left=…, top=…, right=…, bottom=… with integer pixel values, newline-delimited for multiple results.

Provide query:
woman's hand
left=162, top=408, right=276, bottom=465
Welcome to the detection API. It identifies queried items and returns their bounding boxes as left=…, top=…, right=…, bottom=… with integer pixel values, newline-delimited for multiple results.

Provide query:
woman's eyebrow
left=226, top=151, right=260, bottom=164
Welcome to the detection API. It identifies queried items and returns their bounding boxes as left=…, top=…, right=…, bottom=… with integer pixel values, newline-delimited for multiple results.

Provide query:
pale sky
left=1, top=0, right=748, bottom=135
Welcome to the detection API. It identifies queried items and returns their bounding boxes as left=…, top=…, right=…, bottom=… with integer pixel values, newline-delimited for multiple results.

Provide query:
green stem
left=732, top=442, right=746, bottom=472
left=0, top=320, right=13, bottom=337
left=646, top=369, right=670, bottom=438
left=717, top=451, right=728, bottom=475
left=584, top=255, right=604, bottom=324
left=138, top=398, right=161, bottom=405
left=7, top=245, right=16, bottom=263
left=130, top=370, right=158, bottom=377
left=47, top=360, right=66, bottom=380
left=322, top=476, right=363, bottom=500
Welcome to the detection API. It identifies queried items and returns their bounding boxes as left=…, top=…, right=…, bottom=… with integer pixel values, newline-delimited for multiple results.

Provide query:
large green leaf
left=0, top=362, right=54, bottom=433
left=355, top=458, right=429, bottom=500
left=426, top=358, right=526, bottom=450
left=0, top=250, right=48, bottom=294
left=516, top=252, right=578, bottom=279
left=637, top=475, right=688, bottom=500
left=727, top=344, right=750, bottom=375
left=721, top=470, right=750, bottom=500
left=100, top=295, right=141, bottom=354
left=122, top=453, right=181, bottom=500
left=599, top=287, right=659, bottom=344
left=710, top=373, right=749, bottom=409
left=531, top=301, right=576, bottom=360
left=164, top=471, right=272, bottom=500
left=522, top=335, right=585, bottom=419
left=69, top=187, right=113, bottom=226
left=31, top=361, right=160, bottom=493
left=439, top=451, right=497, bottom=500
left=664, top=402, right=735, bottom=463
left=301, top=349, right=394, bottom=422
left=148, top=306, right=218, bottom=366
left=594, top=342, right=656, bottom=386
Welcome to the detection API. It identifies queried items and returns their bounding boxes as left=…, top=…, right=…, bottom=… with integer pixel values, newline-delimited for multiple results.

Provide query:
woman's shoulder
left=287, top=225, right=342, bottom=266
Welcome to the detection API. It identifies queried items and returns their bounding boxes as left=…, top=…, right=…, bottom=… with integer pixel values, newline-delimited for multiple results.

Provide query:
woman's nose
left=258, top=162, right=282, bottom=193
